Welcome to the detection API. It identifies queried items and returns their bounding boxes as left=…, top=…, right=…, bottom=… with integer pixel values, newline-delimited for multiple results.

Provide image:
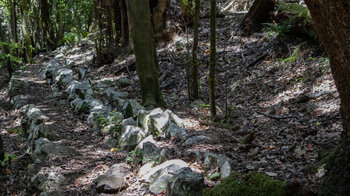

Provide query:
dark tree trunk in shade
left=191, top=0, right=200, bottom=100
left=129, top=0, right=164, bottom=107
left=0, top=17, right=14, bottom=76
left=40, top=0, right=54, bottom=51
left=10, top=0, right=18, bottom=44
left=0, top=134, right=4, bottom=163
left=241, top=0, right=275, bottom=35
left=305, top=0, right=350, bottom=195
left=209, top=0, right=216, bottom=120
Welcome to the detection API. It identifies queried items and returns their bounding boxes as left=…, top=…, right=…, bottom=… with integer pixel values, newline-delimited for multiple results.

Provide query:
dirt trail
left=2, top=53, right=122, bottom=195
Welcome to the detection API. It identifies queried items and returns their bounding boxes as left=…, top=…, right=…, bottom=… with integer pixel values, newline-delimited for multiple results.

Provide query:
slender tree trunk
left=209, top=0, right=217, bottom=121
left=0, top=17, right=13, bottom=76
left=0, top=134, right=4, bottom=163
left=129, top=0, right=164, bottom=107
left=10, top=0, right=18, bottom=44
left=21, top=0, right=33, bottom=63
left=125, top=0, right=133, bottom=50
left=40, top=0, right=54, bottom=51
left=113, top=0, right=122, bottom=45
left=304, top=1, right=350, bottom=195
left=191, top=0, right=200, bottom=100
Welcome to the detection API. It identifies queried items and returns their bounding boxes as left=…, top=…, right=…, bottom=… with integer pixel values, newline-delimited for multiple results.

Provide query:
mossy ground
left=203, top=172, right=286, bottom=196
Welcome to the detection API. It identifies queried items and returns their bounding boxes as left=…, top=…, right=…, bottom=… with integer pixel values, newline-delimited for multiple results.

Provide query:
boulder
left=31, top=171, right=66, bottom=193
left=28, top=122, right=58, bottom=142
left=165, top=123, right=187, bottom=141
left=204, top=152, right=232, bottom=179
left=117, top=77, right=133, bottom=87
left=69, top=98, right=89, bottom=114
left=183, top=135, right=212, bottom=146
left=159, top=148, right=171, bottom=163
left=64, top=80, right=92, bottom=100
left=20, top=104, right=49, bottom=131
left=9, top=75, right=25, bottom=98
left=220, top=160, right=232, bottom=179
left=170, top=167, right=204, bottom=196
left=105, top=88, right=129, bottom=100
left=94, top=163, right=131, bottom=194
left=121, top=117, right=137, bottom=128
left=54, top=68, right=74, bottom=89
left=87, top=105, right=112, bottom=126
left=150, top=111, right=171, bottom=136
left=11, top=94, right=30, bottom=109
left=101, top=124, right=122, bottom=137
left=142, top=141, right=160, bottom=164
left=32, top=138, right=78, bottom=163
left=137, top=108, right=163, bottom=136
left=102, top=135, right=118, bottom=149
left=43, top=60, right=63, bottom=80
left=119, top=126, right=146, bottom=151
left=122, top=99, right=144, bottom=119
left=138, top=159, right=189, bottom=195
left=95, top=79, right=114, bottom=90
left=135, top=135, right=156, bottom=151
left=77, top=67, right=86, bottom=80
left=163, top=110, right=184, bottom=128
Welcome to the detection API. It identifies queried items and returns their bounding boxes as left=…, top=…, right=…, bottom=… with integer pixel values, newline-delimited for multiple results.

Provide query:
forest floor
left=0, top=10, right=342, bottom=196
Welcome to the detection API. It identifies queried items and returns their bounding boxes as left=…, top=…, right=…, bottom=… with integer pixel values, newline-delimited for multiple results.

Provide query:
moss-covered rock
left=203, top=172, right=286, bottom=196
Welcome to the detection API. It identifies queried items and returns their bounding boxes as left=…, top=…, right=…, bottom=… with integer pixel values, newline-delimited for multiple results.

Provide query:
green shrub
left=203, top=172, right=286, bottom=196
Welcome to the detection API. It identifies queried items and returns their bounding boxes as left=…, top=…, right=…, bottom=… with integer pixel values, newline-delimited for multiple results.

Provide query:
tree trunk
left=241, top=0, right=275, bottom=35
left=129, top=0, right=164, bottom=107
left=304, top=1, right=350, bottom=195
left=10, top=0, right=18, bottom=44
left=40, top=0, right=54, bottom=51
left=21, top=0, right=33, bottom=63
left=191, top=0, right=200, bottom=100
left=0, top=134, right=3, bottom=162
left=152, top=0, right=167, bottom=39
left=209, top=0, right=216, bottom=120
left=0, top=17, right=14, bottom=76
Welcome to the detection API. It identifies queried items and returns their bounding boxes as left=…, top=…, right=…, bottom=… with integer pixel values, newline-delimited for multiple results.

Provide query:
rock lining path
left=15, top=52, right=122, bottom=195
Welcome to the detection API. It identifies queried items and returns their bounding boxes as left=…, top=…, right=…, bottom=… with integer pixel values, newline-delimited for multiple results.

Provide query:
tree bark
left=0, top=17, right=14, bottom=76
left=209, top=0, right=216, bottom=120
left=10, top=0, right=18, bottom=44
left=21, top=0, right=33, bottom=63
left=152, top=0, right=167, bottom=38
left=129, top=0, right=164, bottom=107
left=304, top=1, right=350, bottom=195
left=0, top=134, right=3, bottom=162
left=191, top=0, right=200, bottom=100
left=40, top=0, right=54, bottom=51
left=241, top=0, right=275, bottom=35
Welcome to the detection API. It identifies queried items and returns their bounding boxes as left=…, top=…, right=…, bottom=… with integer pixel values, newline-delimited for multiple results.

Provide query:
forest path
left=19, top=53, right=120, bottom=195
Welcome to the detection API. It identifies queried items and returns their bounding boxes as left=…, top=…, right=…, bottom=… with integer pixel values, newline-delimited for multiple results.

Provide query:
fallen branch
left=256, top=111, right=299, bottom=120
left=246, top=52, right=269, bottom=67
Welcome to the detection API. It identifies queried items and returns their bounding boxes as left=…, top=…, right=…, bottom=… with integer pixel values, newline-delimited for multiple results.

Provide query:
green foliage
left=0, top=41, right=20, bottom=69
left=126, top=149, right=143, bottom=164
left=263, top=2, right=312, bottom=40
left=58, top=32, right=79, bottom=46
left=1, top=153, right=18, bottom=166
left=203, top=172, right=286, bottom=196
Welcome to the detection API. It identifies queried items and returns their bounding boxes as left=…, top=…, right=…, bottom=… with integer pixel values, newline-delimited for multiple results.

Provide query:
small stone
left=265, top=172, right=278, bottom=177
left=220, top=161, right=232, bottom=179
left=117, top=77, right=133, bottom=87
left=184, top=135, right=211, bottom=146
